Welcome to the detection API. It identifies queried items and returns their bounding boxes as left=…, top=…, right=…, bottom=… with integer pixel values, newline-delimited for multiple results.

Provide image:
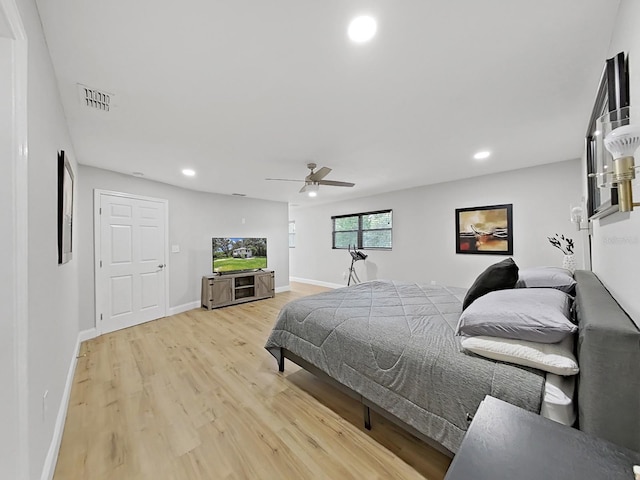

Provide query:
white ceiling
left=36, top=0, right=620, bottom=206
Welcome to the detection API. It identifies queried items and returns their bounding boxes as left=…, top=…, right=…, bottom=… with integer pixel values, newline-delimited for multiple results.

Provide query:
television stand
left=201, top=270, right=274, bottom=309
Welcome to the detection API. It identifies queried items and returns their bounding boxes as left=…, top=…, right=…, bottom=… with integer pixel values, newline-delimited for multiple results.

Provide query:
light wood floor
left=54, top=282, right=451, bottom=480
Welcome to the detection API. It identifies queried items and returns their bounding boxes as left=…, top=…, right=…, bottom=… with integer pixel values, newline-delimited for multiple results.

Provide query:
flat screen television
left=212, top=237, right=267, bottom=274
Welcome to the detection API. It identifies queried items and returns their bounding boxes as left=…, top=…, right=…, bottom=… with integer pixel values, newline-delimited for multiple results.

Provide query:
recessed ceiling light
left=182, top=168, right=196, bottom=177
left=473, top=151, right=491, bottom=160
left=348, top=16, right=377, bottom=43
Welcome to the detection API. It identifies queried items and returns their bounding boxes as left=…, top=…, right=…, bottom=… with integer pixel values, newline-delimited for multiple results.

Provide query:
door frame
left=1, top=0, right=29, bottom=477
left=93, top=189, right=170, bottom=335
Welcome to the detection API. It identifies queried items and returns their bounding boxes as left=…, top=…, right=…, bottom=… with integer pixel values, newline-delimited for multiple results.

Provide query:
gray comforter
left=265, top=280, right=545, bottom=453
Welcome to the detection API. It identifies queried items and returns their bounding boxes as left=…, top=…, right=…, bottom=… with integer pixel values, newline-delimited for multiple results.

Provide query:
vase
left=562, top=254, right=576, bottom=274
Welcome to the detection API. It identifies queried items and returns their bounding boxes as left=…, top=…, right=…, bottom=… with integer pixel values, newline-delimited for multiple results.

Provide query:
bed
left=265, top=269, right=640, bottom=455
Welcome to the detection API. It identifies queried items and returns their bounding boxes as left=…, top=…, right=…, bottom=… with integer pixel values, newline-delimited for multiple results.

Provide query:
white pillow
left=460, top=335, right=579, bottom=376
left=541, top=373, right=576, bottom=426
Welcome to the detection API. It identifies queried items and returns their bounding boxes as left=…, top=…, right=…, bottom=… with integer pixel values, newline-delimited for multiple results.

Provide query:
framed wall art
left=455, top=204, right=513, bottom=255
left=58, top=150, right=74, bottom=264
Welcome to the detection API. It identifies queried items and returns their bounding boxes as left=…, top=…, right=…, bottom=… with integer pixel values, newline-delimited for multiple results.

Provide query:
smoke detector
left=77, top=84, right=113, bottom=112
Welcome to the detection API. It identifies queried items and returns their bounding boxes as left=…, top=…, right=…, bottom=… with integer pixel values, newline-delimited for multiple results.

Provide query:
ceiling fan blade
left=299, top=184, right=308, bottom=193
left=308, top=166, right=331, bottom=181
left=317, top=180, right=355, bottom=187
left=265, top=178, right=304, bottom=182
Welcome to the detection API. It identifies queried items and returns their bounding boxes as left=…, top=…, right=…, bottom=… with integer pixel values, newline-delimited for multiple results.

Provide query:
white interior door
left=96, top=192, right=168, bottom=334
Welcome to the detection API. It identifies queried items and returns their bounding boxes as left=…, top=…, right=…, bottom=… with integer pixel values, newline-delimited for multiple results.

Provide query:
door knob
left=158, top=264, right=166, bottom=269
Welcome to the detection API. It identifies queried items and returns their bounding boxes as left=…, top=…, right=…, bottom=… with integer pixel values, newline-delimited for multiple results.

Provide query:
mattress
left=541, top=373, right=576, bottom=426
left=265, top=280, right=545, bottom=453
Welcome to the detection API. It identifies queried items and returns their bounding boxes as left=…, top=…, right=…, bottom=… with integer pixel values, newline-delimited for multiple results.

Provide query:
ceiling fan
left=266, top=163, right=355, bottom=196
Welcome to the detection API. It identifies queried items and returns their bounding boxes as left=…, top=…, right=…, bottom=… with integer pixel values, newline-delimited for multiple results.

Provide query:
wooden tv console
left=201, top=270, right=275, bottom=310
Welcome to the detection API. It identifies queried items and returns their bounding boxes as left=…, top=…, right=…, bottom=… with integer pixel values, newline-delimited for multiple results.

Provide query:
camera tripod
left=347, top=245, right=368, bottom=286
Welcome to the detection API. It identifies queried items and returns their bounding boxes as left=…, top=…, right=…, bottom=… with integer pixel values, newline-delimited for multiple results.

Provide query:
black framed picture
left=455, top=204, right=513, bottom=255
left=585, top=52, right=629, bottom=218
left=57, top=150, right=74, bottom=264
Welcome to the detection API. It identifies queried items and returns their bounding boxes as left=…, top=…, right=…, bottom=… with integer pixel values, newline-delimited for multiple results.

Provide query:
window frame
left=331, top=209, right=392, bottom=250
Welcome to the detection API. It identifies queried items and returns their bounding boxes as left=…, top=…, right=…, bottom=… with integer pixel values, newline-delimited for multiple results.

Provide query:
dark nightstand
left=445, top=396, right=640, bottom=480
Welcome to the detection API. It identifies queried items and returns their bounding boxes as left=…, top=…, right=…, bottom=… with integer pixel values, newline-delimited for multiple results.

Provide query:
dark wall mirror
left=585, top=52, right=629, bottom=219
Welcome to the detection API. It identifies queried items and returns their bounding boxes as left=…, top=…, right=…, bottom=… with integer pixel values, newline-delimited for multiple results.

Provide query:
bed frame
left=573, top=270, right=640, bottom=451
left=278, top=270, right=640, bottom=454
left=278, top=349, right=457, bottom=457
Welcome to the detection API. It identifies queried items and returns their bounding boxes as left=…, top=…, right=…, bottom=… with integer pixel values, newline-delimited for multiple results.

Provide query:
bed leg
left=364, top=405, right=371, bottom=430
left=278, top=349, right=285, bottom=372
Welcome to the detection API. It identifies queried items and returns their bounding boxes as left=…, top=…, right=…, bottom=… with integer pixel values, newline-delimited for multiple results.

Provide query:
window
left=288, top=221, right=295, bottom=248
left=332, top=210, right=392, bottom=250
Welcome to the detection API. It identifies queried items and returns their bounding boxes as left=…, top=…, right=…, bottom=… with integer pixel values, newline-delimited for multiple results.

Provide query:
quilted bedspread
left=265, top=280, right=545, bottom=453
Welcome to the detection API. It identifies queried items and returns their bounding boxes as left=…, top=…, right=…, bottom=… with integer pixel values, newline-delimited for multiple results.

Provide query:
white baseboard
left=290, top=277, right=343, bottom=289
left=78, top=328, right=97, bottom=343
left=168, top=301, right=201, bottom=316
left=275, top=285, right=291, bottom=293
left=40, top=331, right=84, bottom=480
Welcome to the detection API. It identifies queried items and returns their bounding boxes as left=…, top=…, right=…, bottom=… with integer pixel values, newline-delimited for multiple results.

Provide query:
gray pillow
left=456, top=288, right=576, bottom=343
left=515, top=266, right=576, bottom=294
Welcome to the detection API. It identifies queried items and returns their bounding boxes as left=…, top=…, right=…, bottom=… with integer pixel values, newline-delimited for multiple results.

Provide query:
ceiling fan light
left=306, top=183, right=319, bottom=197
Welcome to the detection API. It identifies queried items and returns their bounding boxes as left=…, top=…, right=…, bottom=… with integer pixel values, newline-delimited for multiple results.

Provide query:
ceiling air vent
left=77, top=84, right=113, bottom=112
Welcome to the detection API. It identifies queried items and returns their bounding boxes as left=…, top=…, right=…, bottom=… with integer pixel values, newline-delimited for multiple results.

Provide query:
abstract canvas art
left=455, top=204, right=513, bottom=255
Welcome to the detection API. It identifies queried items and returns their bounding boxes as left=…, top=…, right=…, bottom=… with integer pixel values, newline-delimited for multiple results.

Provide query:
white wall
left=291, top=159, right=583, bottom=288
left=10, top=0, right=81, bottom=477
left=589, top=0, right=640, bottom=327
left=77, top=165, right=290, bottom=331
left=0, top=32, right=21, bottom=479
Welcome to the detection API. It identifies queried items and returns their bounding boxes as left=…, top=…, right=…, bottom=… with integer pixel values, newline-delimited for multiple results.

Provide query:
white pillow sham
left=541, top=373, right=577, bottom=426
left=460, top=334, right=579, bottom=376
